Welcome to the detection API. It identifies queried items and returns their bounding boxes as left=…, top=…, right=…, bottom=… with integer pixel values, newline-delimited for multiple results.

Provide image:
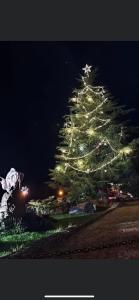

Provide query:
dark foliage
left=21, top=211, right=57, bottom=232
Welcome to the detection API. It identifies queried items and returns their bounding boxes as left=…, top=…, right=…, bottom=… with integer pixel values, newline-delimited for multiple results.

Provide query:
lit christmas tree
left=50, top=65, right=135, bottom=201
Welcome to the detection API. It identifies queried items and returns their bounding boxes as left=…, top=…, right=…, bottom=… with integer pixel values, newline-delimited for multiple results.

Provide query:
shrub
left=21, top=211, right=57, bottom=232
left=0, top=216, right=25, bottom=234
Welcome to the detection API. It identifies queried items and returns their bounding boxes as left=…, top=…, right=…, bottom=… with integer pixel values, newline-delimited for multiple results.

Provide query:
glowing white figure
left=0, top=168, right=24, bottom=221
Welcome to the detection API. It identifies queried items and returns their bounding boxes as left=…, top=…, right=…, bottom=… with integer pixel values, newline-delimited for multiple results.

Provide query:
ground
left=5, top=201, right=139, bottom=259
left=0, top=212, right=100, bottom=257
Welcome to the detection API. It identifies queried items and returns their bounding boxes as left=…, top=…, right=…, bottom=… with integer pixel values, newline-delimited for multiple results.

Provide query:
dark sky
left=0, top=42, right=139, bottom=196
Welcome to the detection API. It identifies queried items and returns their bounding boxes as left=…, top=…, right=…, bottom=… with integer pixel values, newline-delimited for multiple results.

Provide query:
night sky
left=0, top=42, right=139, bottom=197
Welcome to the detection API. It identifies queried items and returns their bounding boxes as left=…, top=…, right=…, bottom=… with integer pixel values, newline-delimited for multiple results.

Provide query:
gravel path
left=8, top=202, right=139, bottom=259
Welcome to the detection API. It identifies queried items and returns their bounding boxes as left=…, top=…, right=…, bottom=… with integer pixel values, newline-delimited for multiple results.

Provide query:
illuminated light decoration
left=119, top=147, right=132, bottom=155
left=82, top=104, right=88, bottom=113
left=77, top=98, right=108, bottom=120
left=82, top=64, right=92, bottom=77
left=56, top=165, right=64, bottom=173
left=82, top=76, right=87, bottom=86
left=70, top=97, right=78, bottom=103
left=87, top=98, right=108, bottom=118
left=63, top=139, right=105, bottom=161
left=79, top=144, right=86, bottom=151
left=75, top=114, right=81, bottom=118
left=57, top=188, right=64, bottom=197
left=77, top=160, right=84, bottom=168
left=86, top=128, right=96, bottom=136
left=60, top=148, right=66, bottom=153
left=56, top=165, right=61, bottom=171
left=87, top=96, right=94, bottom=103
left=104, top=138, right=117, bottom=152
left=94, top=119, right=111, bottom=129
left=66, top=127, right=72, bottom=133
left=66, top=153, right=121, bottom=174
left=21, top=186, right=29, bottom=196
left=65, top=126, right=79, bottom=134
left=104, top=169, right=107, bottom=173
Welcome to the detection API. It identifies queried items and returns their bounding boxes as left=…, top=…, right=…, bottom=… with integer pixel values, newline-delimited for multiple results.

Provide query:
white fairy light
left=56, top=165, right=62, bottom=172
left=61, top=148, right=66, bottom=153
left=87, top=96, right=94, bottom=103
left=86, top=128, right=96, bottom=136
left=63, top=139, right=105, bottom=161
left=93, top=119, right=111, bottom=130
left=119, top=147, right=132, bottom=155
left=66, top=153, right=120, bottom=174
left=79, top=144, right=85, bottom=151
left=70, top=97, right=78, bottom=103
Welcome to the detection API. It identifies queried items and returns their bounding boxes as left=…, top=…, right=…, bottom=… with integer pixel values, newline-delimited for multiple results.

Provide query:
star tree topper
left=82, top=64, right=92, bottom=77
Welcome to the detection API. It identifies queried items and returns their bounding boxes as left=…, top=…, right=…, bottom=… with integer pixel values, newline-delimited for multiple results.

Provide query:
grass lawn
left=0, top=211, right=105, bottom=258
left=53, top=212, right=100, bottom=228
left=0, top=228, right=62, bottom=258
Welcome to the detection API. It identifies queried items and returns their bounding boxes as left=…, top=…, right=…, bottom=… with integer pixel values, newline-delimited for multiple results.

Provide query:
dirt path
left=9, top=202, right=139, bottom=259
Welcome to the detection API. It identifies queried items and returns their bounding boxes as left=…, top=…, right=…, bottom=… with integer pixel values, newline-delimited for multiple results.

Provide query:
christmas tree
left=50, top=65, right=135, bottom=201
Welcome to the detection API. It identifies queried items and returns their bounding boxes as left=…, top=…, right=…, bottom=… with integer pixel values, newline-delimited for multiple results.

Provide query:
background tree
left=50, top=65, right=137, bottom=202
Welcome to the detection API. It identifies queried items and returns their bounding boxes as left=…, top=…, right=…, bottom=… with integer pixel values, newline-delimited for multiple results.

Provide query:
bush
left=27, top=198, right=57, bottom=216
left=0, top=216, right=25, bottom=234
left=21, top=211, right=57, bottom=232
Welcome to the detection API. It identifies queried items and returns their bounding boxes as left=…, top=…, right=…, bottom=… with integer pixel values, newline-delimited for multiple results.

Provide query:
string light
left=60, top=148, right=66, bottom=153
left=62, top=139, right=105, bottom=161
left=66, top=153, right=121, bottom=174
left=56, top=165, right=62, bottom=172
left=55, top=64, right=133, bottom=178
left=77, top=160, right=84, bottom=168
left=86, top=128, right=96, bottom=136
left=79, top=144, right=85, bottom=151
left=119, top=147, right=132, bottom=155
left=87, top=96, right=94, bottom=103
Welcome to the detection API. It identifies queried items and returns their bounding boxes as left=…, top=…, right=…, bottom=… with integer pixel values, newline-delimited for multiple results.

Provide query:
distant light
left=21, top=186, right=29, bottom=197
left=57, top=188, right=64, bottom=197
left=22, top=190, right=28, bottom=196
